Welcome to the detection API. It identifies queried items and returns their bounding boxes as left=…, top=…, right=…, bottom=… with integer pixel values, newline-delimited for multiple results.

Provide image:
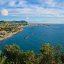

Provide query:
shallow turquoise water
left=0, top=24, right=64, bottom=53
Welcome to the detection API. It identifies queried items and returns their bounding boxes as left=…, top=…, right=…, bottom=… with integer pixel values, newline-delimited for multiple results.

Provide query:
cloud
left=6, top=5, right=64, bottom=17
left=7, top=0, right=28, bottom=8
left=0, top=0, right=64, bottom=17
left=17, top=0, right=28, bottom=7
left=38, top=0, right=56, bottom=7
left=38, top=0, right=64, bottom=9
left=8, top=1, right=16, bottom=7
left=0, top=0, right=64, bottom=23
left=1, top=9, right=9, bottom=16
left=45, top=0, right=56, bottom=7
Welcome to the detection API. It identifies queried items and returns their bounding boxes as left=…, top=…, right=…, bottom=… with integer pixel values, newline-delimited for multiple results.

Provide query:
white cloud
left=9, top=1, right=16, bottom=7
left=7, top=0, right=28, bottom=8
left=38, top=0, right=56, bottom=7
left=44, top=0, right=56, bottom=7
left=0, top=0, right=64, bottom=17
left=6, top=0, right=64, bottom=17
left=1, top=9, right=9, bottom=16
left=38, top=0, right=64, bottom=9
left=6, top=5, right=64, bottom=17
left=17, top=0, right=28, bottom=7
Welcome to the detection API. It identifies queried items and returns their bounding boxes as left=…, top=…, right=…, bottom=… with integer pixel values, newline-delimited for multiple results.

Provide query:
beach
left=0, top=28, right=23, bottom=41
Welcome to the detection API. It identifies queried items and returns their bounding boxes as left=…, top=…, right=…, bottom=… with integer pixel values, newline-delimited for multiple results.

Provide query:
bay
left=0, top=24, right=64, bottom=53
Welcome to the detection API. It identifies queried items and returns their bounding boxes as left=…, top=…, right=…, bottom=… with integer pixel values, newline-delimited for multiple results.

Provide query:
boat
left=24, top=35, right=30, bottom=39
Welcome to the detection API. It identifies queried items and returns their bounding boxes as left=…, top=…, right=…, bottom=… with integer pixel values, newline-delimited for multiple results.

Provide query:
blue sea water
left=0, top=24, right=64, bottom=53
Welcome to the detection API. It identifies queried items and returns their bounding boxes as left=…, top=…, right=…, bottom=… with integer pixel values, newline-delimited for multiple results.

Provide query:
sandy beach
left=0, top=28, right=23, bottom=41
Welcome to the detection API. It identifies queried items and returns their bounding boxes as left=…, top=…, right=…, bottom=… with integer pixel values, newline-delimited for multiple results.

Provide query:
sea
left=0, top=24, right=64, bottom=53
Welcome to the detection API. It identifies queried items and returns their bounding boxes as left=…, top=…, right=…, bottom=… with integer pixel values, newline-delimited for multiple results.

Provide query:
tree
left=0, top=51, right=7, bottom=64
left=60, top=52, right=64, bottom=63
left=40, top=43, right=55, bottom=64
left=54, top=45, right=62, bottom=64
left=22, top=51, right=37, bottom=64
left=4, top=44, right=22, bottom=64
left=0, top=51, right=2, bottom=61
left=0, top=56, right=7, bottom=64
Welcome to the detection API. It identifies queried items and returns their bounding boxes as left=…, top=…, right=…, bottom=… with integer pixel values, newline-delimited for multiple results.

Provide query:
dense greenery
left=0, top=43, right=64, bottom=64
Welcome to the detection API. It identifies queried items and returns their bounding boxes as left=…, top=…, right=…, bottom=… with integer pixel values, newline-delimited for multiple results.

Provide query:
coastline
left=0, top=24, right=48, bottom=41
left=0, top=28, right=23, bottom=41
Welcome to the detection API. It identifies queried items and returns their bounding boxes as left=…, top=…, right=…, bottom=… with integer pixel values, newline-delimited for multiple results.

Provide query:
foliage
left=0, top=43, right=64, bottom=64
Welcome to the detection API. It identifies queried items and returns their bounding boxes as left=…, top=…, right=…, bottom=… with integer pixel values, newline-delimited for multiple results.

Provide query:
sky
left=0, top=0, right=64, bottom=23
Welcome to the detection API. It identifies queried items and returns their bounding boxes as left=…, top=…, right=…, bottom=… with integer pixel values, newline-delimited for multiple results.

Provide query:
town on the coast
left=0, top=21, right=28, bottom=40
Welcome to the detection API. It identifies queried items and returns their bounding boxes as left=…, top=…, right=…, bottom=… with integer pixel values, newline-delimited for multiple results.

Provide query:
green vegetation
left=0, top=43, right=64, bottom=64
